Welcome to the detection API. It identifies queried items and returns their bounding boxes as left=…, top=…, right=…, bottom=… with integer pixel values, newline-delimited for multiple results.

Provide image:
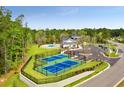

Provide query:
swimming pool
left=48, top=44, right=55, bottom=47
left=43, top=60, right=79, bottom=73
left=42, top=54, right=67, bottom=62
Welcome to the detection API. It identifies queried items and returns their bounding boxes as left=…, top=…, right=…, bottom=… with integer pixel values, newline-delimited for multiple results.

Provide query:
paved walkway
left=77, top=42, right=124, bottom=87
left=38, top=71, right=94, bottom=87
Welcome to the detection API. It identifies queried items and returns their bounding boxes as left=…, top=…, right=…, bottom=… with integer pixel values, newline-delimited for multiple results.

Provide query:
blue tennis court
left=43, top=60, right=79, bottom=73
left=42, top=54, right=67, bottom=62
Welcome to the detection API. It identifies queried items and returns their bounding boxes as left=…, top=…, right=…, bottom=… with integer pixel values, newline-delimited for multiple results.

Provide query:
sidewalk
left=38, top=71, right=94, bottom=87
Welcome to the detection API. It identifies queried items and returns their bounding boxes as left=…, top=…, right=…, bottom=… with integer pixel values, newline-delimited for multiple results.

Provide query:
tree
left=35, top=31, right=46, bottom=47
left=77, top=34, right=90, bottom=53
left=0, top=7, right=12, bottom=74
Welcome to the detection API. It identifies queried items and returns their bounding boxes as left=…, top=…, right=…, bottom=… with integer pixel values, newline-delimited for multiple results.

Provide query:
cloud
left=57, top=7, right=80, bottom=16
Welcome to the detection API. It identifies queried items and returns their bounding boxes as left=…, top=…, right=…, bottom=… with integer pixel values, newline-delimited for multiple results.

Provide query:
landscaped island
left=98, top=44, right=119, bottom=58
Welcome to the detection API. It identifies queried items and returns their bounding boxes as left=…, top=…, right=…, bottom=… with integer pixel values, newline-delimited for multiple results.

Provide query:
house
left=71, top=35, right=80, bottom=40
left=61, top=35, right=80, bottom=48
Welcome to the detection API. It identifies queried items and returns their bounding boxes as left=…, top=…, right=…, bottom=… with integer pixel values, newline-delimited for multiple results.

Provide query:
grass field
left=0, top=62, right=28, bottom=87
left=27, top=44, right=60, bottom=57
left=65, top=62, right=108, bottom=87
left=1, top=72, right=28, bottom=87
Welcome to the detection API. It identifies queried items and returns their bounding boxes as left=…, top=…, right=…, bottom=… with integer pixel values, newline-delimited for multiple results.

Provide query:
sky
left=6, top=6, right=124, bottom=29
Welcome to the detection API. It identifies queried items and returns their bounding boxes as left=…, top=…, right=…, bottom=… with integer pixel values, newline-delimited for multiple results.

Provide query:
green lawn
left=3, top=73, right=28, bottom=87
left=105, top=52, right=119, bottom=57
left=65, top=62, right=108, bottom=87
left=24, top=57, right=47, bottom=79
left=27, top=44, right=60, bottom=57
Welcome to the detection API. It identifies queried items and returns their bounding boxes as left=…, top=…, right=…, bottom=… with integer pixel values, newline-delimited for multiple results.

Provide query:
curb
left=113, top=77, right=124, bottom=87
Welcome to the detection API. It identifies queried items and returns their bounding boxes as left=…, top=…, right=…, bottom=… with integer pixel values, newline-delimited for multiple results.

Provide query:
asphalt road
left=88, top=45, right=120, bottom=66
left=77, top=42, right=124, bottom=87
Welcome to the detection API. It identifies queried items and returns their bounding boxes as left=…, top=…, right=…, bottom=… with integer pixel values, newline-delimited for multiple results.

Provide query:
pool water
left=48, top=44, right=55, bottom=47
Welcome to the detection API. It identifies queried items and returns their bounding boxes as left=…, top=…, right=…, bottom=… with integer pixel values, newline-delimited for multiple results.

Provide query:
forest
left=0, top=6, right=124, bottom=76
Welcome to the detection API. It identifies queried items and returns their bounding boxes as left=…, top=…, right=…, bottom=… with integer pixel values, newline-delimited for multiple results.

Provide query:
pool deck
left=41, top=44, right=60, bottom=48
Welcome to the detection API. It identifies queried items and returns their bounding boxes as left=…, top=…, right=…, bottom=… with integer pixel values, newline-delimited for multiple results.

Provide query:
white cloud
left=57, top=7, right=80, bottom=16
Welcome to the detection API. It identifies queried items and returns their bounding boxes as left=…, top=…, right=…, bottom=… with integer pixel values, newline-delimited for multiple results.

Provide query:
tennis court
left=36, top=54, right=82, bottom=76
left=43, top=60, right=79, bottom=73
left=42, top=54, right=68, bottom=62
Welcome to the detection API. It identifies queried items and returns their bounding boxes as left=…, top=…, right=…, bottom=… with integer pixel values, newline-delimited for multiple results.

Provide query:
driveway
left=77, top=42, right=124, bottom=87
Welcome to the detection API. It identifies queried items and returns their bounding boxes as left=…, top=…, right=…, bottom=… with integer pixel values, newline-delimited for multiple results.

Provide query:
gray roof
left=71, top=35, right=80, bottom=39
left=62, top=35, right=80, bottom=44
left=63, top=38, right=77, bottom=44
